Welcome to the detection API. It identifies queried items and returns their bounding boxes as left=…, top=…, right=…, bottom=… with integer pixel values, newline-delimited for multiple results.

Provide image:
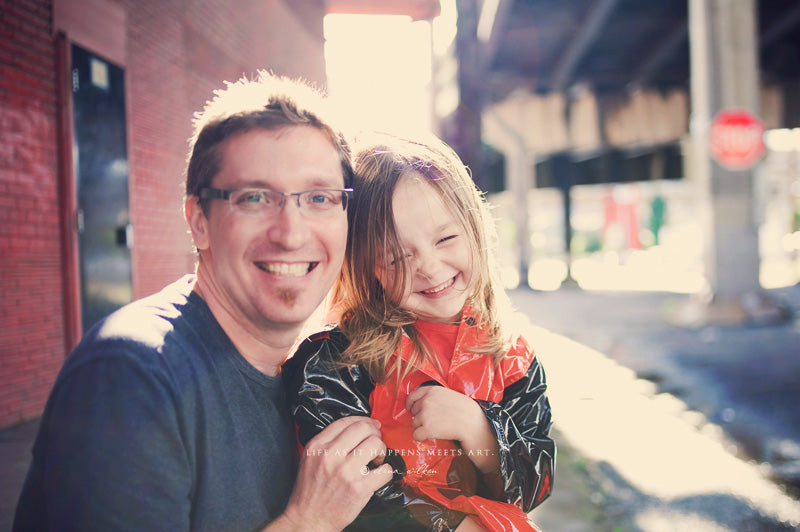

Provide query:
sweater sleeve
left=476, top=353, right=555, bottom=511
left=14, top=347, right=192, bottom=532
left=282, top=330, right=468, bottom=532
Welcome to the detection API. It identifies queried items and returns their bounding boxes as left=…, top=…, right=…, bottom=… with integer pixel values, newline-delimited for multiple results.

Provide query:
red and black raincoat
left=283, top=311, right=555, bottom=531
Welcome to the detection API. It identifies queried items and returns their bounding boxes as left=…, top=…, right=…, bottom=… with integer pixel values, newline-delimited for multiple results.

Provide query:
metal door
left=71, top=44, right=132, bottom=332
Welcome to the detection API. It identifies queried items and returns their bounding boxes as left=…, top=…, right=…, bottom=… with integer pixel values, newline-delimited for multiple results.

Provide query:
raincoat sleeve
left=475, top=350, right=555, bottom=512
left=282, top=329, right=468, bottom=532
left=282, top=329, right=374, bottom=445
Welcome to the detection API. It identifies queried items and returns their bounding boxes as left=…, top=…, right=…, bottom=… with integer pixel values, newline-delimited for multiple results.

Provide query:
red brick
left=0, top=0, right=327, bottom=429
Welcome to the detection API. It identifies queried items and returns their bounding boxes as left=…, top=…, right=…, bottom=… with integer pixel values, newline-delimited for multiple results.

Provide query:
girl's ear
left=185, top=196, right=210, bottom=251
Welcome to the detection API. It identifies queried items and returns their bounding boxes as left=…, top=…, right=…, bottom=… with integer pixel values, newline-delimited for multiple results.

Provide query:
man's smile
left=256, top=261, right=319, bottom=276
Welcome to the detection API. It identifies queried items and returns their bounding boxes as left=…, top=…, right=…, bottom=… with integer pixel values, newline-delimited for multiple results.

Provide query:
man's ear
left=185, top=196, right=210, bottom=251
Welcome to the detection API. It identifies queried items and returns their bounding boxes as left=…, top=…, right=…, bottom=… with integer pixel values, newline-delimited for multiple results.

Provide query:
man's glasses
left=199, top=187, right=353, bottom=217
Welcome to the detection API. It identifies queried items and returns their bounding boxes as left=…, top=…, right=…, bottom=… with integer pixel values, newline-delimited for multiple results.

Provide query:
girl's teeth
left=421, top=277, right=455, bottom=295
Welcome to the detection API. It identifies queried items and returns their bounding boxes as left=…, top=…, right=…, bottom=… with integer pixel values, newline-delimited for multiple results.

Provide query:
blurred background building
left=1, top=0, right=798, bottom=430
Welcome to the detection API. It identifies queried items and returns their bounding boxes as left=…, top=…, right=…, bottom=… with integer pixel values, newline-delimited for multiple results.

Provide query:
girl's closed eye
left=387, top=251, right=412, bottom=268
left=437, top=234, right=458, bottom=245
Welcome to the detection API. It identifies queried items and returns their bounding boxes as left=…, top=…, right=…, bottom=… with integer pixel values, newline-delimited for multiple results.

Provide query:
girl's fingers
left=412, top=426, right=428, bottom=442
left=406, top=385, right=434, bottom=414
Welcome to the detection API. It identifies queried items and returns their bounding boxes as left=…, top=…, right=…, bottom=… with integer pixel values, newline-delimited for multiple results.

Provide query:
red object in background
left=603, top=192, right=641, bottom=250
left=709, top=109, right=766, bottom=170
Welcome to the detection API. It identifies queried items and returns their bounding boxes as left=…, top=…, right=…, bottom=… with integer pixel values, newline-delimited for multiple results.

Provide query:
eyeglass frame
left=198, top=187, right=354, bottom=216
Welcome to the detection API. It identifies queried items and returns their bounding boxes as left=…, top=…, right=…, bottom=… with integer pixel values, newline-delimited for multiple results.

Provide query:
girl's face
left=376, top=173, right=474, bottom=323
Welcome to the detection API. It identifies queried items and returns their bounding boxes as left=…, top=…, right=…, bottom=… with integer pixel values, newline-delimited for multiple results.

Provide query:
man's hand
left=406, top=386, right=500, bottom=473
left=267, top=416, right=394, bottom=532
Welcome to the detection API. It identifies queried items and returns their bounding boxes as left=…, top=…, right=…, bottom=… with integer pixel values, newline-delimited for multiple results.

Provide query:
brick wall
left=0, top=0, right=327, bottom=429
left=0, top=0, right=64, bottom=427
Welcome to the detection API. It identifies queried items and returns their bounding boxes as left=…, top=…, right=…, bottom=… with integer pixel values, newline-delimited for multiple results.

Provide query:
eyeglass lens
left=230, top=189, right=348, bottom=215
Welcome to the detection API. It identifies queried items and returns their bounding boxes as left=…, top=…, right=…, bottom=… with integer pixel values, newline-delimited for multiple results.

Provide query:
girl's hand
left=406, top=385, right=479, bottom=441
left=454, top=516, right=489, bottom=531
left=406, top=385, right=500, bottom=472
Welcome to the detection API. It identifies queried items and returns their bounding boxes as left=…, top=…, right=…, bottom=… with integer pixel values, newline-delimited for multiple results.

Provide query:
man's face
left=189, top=126, right=348, bottom=334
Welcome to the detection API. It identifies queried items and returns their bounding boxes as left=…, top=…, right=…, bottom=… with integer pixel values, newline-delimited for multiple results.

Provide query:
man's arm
left=15, top=355, right=193, bottom=532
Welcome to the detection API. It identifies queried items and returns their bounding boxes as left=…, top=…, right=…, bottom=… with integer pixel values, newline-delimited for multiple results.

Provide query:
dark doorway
left=71, top=44, right=132, bottom=332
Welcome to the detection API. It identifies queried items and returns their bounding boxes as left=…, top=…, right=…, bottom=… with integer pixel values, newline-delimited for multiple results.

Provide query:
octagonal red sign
left=709, top=109, right=766, bottom=170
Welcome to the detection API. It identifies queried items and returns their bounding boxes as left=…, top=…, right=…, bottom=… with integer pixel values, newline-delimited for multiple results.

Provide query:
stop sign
left=709, top=109, right=766, bottom=170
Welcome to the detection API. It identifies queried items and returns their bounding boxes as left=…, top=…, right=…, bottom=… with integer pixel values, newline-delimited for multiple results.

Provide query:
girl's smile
left=417, top=274, right=458, bottom=296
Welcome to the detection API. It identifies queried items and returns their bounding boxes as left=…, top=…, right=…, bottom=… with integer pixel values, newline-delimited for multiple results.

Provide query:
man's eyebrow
left=221, top=176, right=344, bottom=190
left=305, top=175, right=346, bottom=188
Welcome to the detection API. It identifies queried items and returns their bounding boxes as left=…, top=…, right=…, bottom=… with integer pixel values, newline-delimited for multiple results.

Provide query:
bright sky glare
left=323, top=13, right=435, bottom=135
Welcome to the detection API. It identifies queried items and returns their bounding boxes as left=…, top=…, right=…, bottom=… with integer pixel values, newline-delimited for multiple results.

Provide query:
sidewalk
left=517, top=284, right=800, bottom=531
left=527, top=323, right=800, bottom=531
left=2, top=286, right=799, bottom=532
left=0, top=418, right=38, bottom=532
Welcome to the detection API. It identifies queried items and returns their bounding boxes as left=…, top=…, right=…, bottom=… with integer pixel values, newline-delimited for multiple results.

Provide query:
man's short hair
left=185, top=71, right=353, bottom=208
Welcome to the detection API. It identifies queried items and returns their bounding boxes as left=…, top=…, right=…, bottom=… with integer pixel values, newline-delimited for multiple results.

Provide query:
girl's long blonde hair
left=332, top=132, right=519, bottom=384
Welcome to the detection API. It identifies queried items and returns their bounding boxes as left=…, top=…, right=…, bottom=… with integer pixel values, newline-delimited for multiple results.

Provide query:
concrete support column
left=508, top=140, right=532, bottom=287
left=452, top=0, right=485, bottom=189
left=685, top=0, right=786, bottom=324
left=485, top=111, right=532, bottom=287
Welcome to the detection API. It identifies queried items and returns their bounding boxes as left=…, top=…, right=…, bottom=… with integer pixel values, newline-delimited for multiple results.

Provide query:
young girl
left=283, top=133, right=555, bottom=532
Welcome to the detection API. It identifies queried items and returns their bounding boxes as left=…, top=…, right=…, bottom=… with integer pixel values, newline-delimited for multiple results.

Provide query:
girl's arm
left=475, top=354, right=555, bottom=512
left=282, top=330, right=373, bottom=446
left=282, top=329, right=469, bottom=532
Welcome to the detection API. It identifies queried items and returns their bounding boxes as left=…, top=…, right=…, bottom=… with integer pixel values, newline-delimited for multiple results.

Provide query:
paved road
left=512, top=283, right=800, bottom=531
left=511, top=284, right=800, bottom=493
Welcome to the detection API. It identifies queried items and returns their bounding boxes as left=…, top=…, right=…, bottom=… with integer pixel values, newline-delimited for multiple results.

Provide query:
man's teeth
left=258, top=262, right=315, bottom=276
left=421, top=277, right=455, bottom=295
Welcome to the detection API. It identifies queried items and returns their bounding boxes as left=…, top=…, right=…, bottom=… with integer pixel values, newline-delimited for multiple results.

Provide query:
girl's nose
left=414, top=250, right=441, bottom=281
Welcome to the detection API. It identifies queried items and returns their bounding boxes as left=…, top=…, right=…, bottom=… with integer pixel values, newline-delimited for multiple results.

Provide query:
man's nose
left=266, top=200, right=310, bottom=249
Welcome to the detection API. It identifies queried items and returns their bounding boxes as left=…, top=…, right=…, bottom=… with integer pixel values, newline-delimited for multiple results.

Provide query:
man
left=14, top=73, right=393, bottom=532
